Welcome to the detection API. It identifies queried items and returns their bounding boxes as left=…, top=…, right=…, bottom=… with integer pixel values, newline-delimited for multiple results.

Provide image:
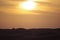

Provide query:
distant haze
left=0, top=0, right=60, bottom=29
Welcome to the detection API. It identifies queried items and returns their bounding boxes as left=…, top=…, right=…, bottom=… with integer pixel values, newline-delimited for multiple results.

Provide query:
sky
left=0, top=0, right=60, bottom=29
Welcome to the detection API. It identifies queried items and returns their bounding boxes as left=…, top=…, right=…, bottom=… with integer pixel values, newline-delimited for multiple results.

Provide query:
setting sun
left=20, top=0, right=36, bottom=10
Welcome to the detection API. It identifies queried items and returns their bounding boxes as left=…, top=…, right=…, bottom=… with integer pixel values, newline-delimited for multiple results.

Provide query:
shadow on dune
left=0, top=28, right=59, bottom=40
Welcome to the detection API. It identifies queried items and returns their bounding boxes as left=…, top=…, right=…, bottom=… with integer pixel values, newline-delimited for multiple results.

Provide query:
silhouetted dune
left=0, top=28, right=59, bottom=40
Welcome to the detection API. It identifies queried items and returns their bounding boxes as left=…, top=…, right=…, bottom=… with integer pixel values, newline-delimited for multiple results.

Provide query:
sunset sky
left=0, top=0, right=60, bottom=29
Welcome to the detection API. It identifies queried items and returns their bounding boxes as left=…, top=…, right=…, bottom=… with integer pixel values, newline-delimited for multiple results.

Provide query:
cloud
left=0, top=0, right=60, bottom=29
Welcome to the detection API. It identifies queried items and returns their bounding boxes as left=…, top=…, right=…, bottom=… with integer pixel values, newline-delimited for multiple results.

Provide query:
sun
left=20, top=0, right=36, bottom=10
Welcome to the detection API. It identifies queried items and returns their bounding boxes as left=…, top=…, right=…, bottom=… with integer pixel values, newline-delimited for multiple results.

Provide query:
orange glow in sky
left=0, top=0, right=60, bottom=29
